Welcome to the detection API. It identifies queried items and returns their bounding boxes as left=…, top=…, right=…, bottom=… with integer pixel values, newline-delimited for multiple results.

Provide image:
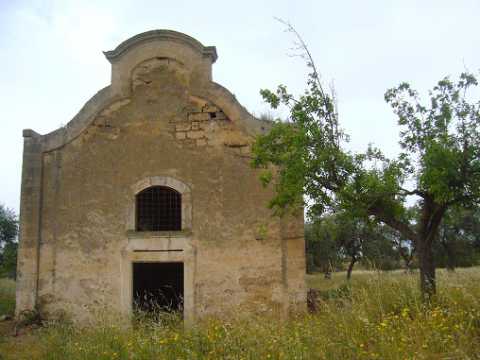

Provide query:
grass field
left=1, top=268, right=479, bottom=359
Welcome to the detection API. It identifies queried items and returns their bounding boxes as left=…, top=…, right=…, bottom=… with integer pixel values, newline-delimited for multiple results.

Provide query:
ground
left=1, top=269, right=480, bottom=359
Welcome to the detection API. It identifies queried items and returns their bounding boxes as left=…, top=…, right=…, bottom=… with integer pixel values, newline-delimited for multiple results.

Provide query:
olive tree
left=252, top=22, right=480, bottom=297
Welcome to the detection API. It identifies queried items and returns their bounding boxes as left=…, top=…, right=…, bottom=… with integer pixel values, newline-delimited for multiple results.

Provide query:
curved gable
left=24, top=29, right=268, bottom=153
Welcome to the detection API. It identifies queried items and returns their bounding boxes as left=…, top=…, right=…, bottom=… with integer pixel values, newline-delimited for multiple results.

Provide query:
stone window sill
left=126, top=230, right=191, bottom=239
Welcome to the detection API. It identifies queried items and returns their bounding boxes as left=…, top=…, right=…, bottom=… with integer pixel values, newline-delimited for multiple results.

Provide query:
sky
left=1, top=0, right=479, bottom=213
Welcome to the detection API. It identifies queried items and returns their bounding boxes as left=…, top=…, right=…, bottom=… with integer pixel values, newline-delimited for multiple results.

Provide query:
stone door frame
left=121, top=175, right=195, bottom=323
left=120, top=237, right=195, bottom=324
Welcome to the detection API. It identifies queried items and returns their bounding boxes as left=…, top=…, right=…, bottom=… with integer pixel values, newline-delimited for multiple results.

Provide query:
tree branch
left=368, top=207, right=418, bottom=243
left=398, top=187, right=426, bottom=198
left=425, top=204, right=448, bottom=244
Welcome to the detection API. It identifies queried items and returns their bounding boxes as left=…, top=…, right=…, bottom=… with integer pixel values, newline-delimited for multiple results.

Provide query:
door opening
left=133, top=262, right=184, bottom=313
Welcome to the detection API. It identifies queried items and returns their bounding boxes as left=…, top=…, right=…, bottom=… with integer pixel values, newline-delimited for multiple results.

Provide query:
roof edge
left=103, top=29, right=218, bottom=63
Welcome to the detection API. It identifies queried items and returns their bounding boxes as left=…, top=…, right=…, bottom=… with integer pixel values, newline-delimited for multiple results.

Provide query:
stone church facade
left=16, top=30, right=306, bottom=323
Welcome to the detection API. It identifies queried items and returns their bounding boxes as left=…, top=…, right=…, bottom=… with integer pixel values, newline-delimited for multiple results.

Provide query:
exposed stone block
left=196, top=139, right=207, bottom=146
left=223, top=131, right=250, bottom=147
left=188, top=112, right=210, bottom=122
left=202, top=104, right=219, bottom=113
left=187, top=130, right=205, bottom=139
left=176, top=132, right=186, bottom=140
left=176, top=122, right=191, bottom=131
left=191, top=121, right=200, bottom=130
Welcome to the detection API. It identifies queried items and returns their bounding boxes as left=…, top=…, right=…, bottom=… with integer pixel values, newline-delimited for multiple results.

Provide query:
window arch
left=136, top=186, right=182, bottom=231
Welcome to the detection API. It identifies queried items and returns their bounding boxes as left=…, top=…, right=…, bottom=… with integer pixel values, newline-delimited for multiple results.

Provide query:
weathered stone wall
left=16, top=30, right=306, bottom=323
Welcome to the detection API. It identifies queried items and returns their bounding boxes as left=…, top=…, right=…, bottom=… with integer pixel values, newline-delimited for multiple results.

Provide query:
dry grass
left=1, top=268, right=479, bottom=359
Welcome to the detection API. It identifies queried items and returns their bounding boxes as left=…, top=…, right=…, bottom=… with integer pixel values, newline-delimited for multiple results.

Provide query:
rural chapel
left=16, top=30, right=306, bottom=322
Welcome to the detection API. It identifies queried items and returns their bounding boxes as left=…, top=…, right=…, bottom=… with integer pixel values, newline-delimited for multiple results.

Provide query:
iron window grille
left=136, top=186, right=182, bottom=231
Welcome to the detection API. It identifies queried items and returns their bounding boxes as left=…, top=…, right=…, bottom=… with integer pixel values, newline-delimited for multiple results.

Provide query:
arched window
left=136, top=186, right=181, bottom=231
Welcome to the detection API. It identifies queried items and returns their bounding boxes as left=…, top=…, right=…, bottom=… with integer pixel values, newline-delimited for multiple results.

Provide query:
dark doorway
left=133, top=262, right=184, bottom=313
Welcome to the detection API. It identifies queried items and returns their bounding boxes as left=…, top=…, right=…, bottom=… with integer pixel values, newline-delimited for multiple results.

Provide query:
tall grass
left=0, top=278, right=15, bottom=316
left=1, top=269, right=480, bottom=359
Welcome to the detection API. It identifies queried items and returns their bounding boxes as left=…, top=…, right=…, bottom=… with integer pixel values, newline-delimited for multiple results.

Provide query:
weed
left=1, top=268, right=479, bottom=359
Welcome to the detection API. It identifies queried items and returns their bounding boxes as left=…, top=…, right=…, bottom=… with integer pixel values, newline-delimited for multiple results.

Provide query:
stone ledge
left=125, top=235, right=192, bottom=253
left=126, top=230, right=192, bottom=239
left=22, top=129, right=41, bottom=138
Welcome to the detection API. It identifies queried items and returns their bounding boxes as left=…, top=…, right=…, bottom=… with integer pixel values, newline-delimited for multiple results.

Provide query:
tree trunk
left=346, top=257, right=356, bottom=280
left=440, top=223, right=456, bottom=272
left=404, top=257, right=414, bottom=274
left=370, top=198, right=446, bottom=298
left=416, top=200, right=446, bottom=298
left=324, top=260, right=335, bottom=279
left=418, top=238, right=436, bottom=297
left=399, top=244, right=415, bottom=273
left=445, top=252, right=456, bottom=272
left=441, top=241, right=456, bottom=272
left=323, top=264, right=332, bottom=279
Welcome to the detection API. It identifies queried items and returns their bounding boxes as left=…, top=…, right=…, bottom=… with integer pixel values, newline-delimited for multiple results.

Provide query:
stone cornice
left=103, top=29, right=218, bottom=63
